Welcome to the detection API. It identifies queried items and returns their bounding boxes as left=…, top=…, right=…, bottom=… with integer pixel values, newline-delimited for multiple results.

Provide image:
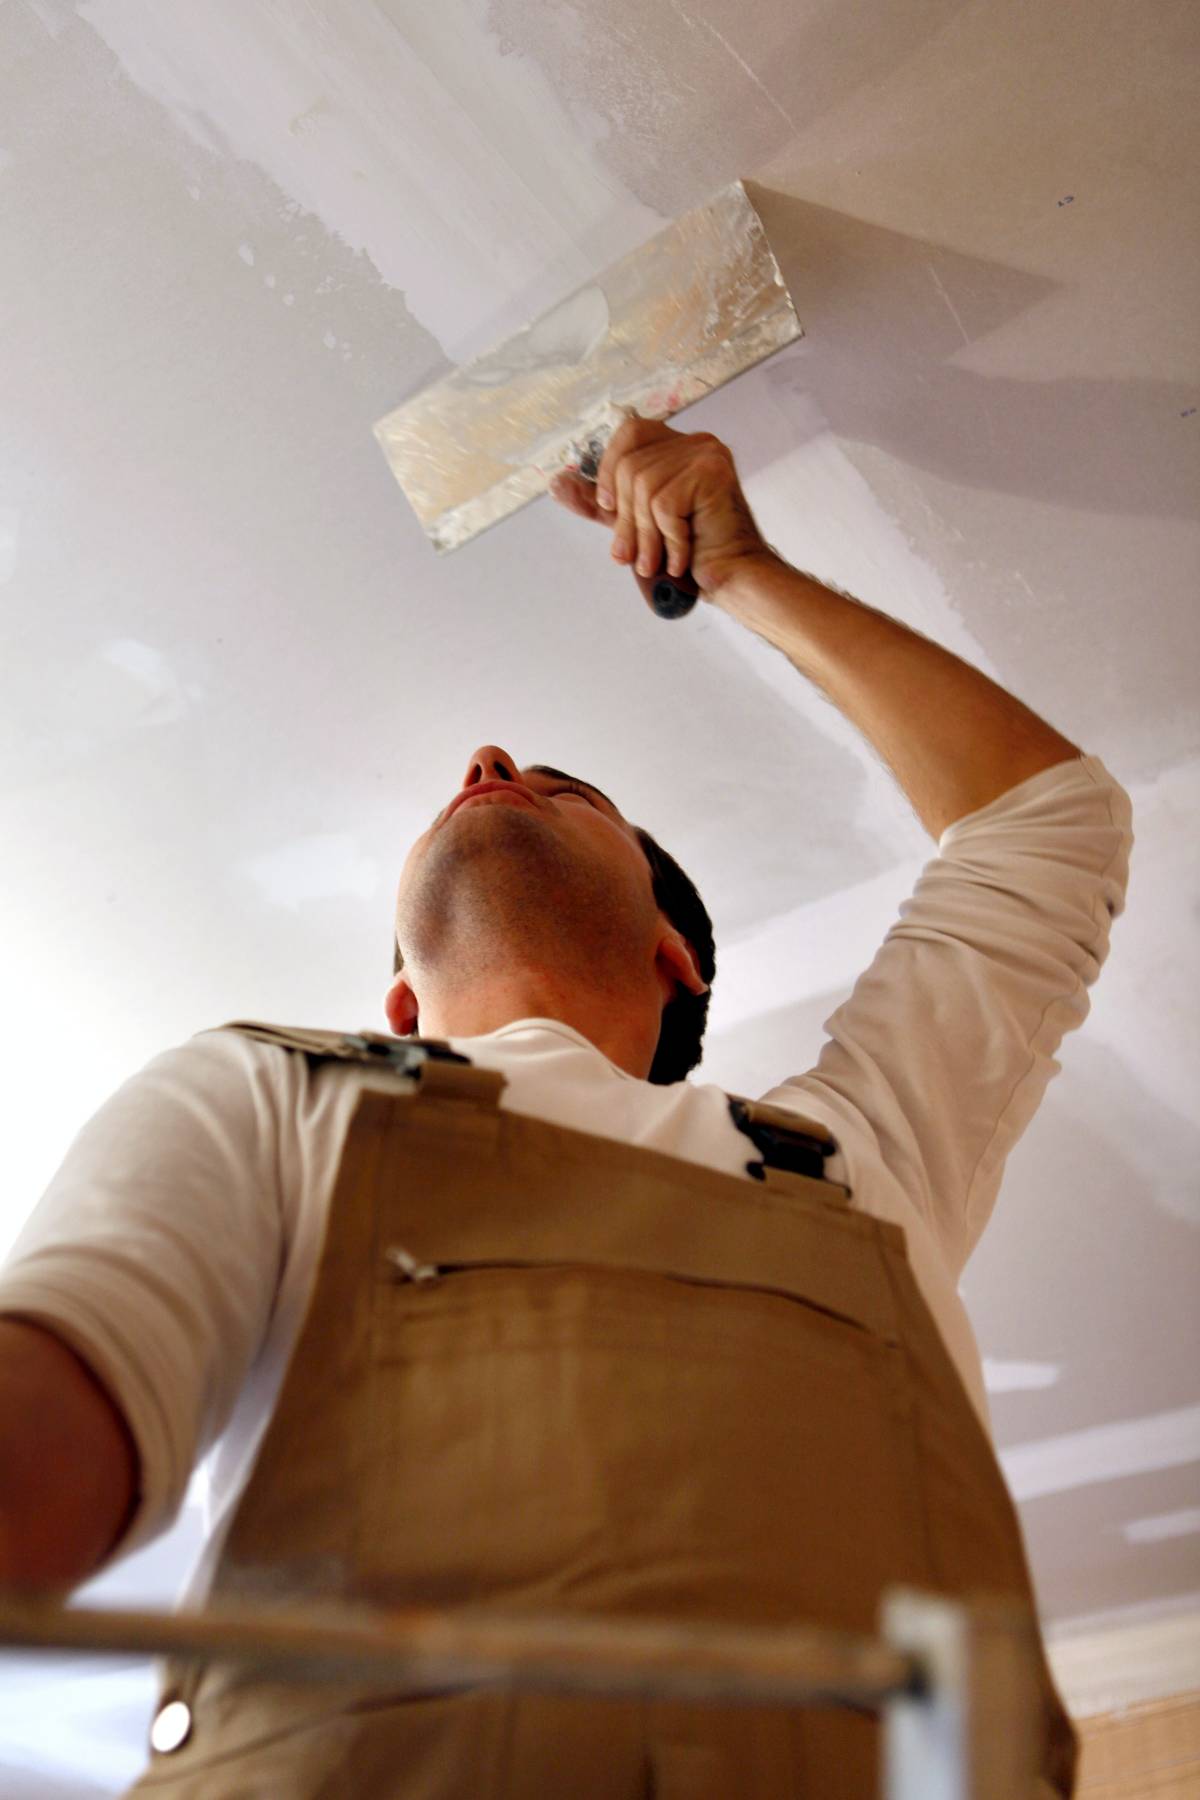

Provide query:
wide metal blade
left=373, top=180, right=802, bottom=552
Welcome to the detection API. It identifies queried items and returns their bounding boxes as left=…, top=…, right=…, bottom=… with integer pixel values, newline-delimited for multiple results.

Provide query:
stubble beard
left=398, top=805, right=648, bottom=997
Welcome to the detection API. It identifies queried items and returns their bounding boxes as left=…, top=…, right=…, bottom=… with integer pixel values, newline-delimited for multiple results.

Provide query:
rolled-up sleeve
left=778, top=754, right=1133, bottom=1277
left=0, top=1032, right=287, bottom=1559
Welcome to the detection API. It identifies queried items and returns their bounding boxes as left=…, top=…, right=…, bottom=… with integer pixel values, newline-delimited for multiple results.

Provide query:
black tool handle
left=647, top=569, right=700, bottom=620
left=628, top=566, right=699, bottom=620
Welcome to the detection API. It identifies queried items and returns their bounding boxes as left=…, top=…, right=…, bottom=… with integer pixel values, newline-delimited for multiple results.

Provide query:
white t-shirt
left=0, top=754, right=1132, bottom=1605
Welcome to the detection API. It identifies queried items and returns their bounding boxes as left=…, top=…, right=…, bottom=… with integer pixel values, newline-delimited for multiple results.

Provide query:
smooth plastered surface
left=1, top=1, right=1198, bottom=1789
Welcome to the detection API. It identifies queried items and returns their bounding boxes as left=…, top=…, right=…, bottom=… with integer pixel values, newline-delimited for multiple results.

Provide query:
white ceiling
left=2, top=0, right=1199, bottom=1789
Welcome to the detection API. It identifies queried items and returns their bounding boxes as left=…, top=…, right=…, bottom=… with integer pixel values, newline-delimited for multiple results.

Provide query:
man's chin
left=450, top=794, right=541, bottom=821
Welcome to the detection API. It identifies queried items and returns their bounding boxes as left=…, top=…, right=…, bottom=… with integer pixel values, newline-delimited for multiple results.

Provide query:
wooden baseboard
left=1073, top=1688, right=1200, bottom=1797
left=1046, top=1602, right=1200, bottom=1717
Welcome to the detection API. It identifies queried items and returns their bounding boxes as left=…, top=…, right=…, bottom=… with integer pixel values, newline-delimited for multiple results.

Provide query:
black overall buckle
left=727, top=1097, right=833, bottom=1183
left=340, top=1032, right=472, bottom=1076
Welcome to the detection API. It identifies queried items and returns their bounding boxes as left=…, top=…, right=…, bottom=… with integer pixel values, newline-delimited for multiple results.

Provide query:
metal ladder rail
left=0, top=1585, right=1044, bottom=1798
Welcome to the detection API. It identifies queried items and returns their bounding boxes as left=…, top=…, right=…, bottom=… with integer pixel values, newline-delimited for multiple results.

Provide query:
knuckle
left=614, top=418, right=652, bottom=458
left=632, top=462, right=661, bottom=511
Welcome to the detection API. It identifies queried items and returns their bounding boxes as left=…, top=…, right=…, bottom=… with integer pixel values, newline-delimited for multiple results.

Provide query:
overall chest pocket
left=355, top=1253, right=927, bottom=1630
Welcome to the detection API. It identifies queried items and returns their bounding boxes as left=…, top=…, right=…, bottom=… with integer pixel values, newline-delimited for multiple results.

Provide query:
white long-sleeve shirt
left=0, top=753, right=1133, bottom=1600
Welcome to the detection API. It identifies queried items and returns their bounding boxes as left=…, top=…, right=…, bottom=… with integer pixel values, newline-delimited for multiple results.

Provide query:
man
left=0, top=419, right=1131, bottom=1796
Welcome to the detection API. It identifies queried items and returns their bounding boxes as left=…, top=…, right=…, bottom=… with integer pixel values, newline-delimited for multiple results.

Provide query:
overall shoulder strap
left=212, top=1023, right=843, bottom=1192
left=211, top=1019, right=468, bottom=1067
left=725, top=1093, right=847, bottom=1194
left=208, top=1020, right=507, bottom=1107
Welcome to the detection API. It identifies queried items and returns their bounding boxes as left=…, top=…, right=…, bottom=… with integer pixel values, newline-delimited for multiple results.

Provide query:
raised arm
left=707, top=551, right=1081, bottom=839
left=553, top=416, right=1130, bottom=1277
left=552, top=417, right=1081, bottom=837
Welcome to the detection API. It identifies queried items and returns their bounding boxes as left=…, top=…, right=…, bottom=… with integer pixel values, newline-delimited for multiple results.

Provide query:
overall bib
left=129, top=1023, right=1077, bottom=1798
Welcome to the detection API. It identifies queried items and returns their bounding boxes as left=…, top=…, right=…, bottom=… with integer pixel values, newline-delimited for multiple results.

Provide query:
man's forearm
left=0, top=1317, right=138, bottom=1592
left=712, top=552, right=1081, bottom=840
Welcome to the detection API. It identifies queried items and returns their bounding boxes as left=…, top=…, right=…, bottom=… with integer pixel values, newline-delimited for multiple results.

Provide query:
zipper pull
left=384, top=1244, right=441, bottom=1284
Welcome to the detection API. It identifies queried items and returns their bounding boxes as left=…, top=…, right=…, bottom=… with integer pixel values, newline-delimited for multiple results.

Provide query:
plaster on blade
left=373, top=181, right=802, bottom=553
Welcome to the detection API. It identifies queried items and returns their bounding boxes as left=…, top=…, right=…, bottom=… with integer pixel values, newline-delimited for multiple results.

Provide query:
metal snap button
left=150, top=1699, right=192, bottom=1754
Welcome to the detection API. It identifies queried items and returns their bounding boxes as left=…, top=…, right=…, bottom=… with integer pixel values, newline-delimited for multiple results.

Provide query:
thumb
left=548, top=470, right=604, bottom=522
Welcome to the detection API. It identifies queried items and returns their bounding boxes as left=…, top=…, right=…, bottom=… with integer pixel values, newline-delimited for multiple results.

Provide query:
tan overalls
left=128, top=1023, right=1077, bottom=1798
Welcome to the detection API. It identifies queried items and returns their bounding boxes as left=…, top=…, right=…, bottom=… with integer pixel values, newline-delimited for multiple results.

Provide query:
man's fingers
left=595, top=414, right=675, bottom=509
left=609, top=452, right=638, bottom=567
left=594, top=418, right=641, bottom=508
left=653, top=501, right=692, bottom=579
left=548, top=470, right=602, bottom=522
left=631, top=481, right=666, bottom=578
left=557, top=417, right=756, bottom=602
left=611, top=442, right=693, bottom=577
left=633, top=516, right=665, bottom=580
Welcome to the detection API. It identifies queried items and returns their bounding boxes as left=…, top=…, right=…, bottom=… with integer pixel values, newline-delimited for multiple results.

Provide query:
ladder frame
left=0, top=1585, right=1043, bottom=1796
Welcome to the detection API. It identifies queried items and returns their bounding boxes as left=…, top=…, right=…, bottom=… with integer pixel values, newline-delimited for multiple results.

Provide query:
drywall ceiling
left=2, top=0, right=1198, bottom=1789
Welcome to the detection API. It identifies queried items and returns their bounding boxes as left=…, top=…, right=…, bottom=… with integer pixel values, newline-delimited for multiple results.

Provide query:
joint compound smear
left=76, top=0, right=661, bottom=362
left=465, top=287, right=610, bottom=387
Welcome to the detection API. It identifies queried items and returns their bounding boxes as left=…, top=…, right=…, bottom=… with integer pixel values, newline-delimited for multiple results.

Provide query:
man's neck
left=414, top=976, right=657, bottom=1080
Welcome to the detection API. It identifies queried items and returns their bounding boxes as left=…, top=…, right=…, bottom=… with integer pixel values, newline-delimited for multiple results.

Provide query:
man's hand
left=548, top=415, right=775, bottom=603
left=550, top=415, right=1081, bottom=837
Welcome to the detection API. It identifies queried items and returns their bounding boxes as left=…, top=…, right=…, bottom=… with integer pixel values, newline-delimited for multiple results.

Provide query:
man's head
left=385, top=745, right=715, bottom=1083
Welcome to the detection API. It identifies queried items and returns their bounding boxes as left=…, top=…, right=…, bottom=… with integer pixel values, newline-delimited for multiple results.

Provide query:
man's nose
left=460, top=746, right=519, bottom=791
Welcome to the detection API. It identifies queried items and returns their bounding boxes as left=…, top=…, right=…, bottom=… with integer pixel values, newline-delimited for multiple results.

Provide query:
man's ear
left=657, top=933, right=709, bottom=1002
left=385, top=973, right=419, bottom=1038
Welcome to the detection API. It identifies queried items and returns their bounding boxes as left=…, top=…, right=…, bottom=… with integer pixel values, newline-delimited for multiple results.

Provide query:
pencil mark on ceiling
left=701, top=18, right=796, bottom=129
left=664, top=0, right=795, bottom=129
left=926, top=261, right=971, bottom=348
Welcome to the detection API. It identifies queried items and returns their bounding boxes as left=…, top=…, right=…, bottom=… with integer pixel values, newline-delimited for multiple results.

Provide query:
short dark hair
left=391, top=819, right=715, bottom=1085
left=629, top=823, right=716, bottom=1084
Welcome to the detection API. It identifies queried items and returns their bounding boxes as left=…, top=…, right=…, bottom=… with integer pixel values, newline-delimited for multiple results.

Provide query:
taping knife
left=373, top=180, right=802, bottom=621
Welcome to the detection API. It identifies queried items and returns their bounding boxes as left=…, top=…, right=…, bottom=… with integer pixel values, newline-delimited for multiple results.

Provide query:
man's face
left=392, top=744, right=662, bottom=994
left=397, top=744, right=651, bottom=903
left=386, top=744, right=708, bottom=1052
